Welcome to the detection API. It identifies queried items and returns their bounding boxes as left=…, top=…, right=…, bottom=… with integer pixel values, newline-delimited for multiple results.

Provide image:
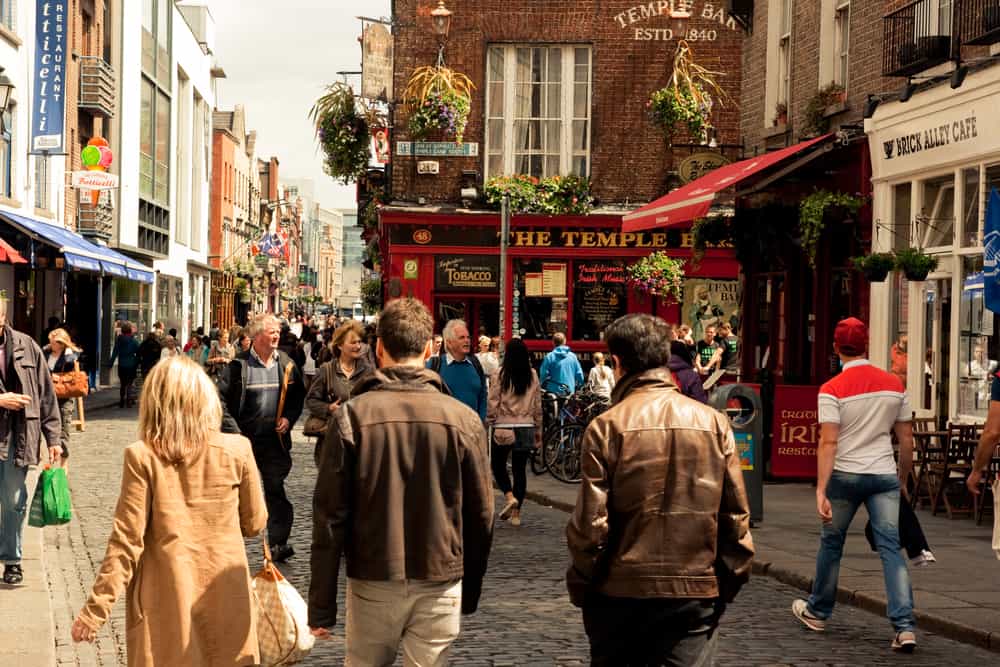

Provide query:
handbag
left=992, top=477, right=1000, bottom=561
left=28, top=466, right=73, bottom=527
left=303, top=363, right=337, bottom=439
left=252, top=542, right=315, bottom=666
left=52, top=360, right=88, bottom=400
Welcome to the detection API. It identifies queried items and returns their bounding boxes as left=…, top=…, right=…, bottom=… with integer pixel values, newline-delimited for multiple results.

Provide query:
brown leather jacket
left=566, top=368, right=754, bottom=607
left=308, top=366, right=494, bottom=628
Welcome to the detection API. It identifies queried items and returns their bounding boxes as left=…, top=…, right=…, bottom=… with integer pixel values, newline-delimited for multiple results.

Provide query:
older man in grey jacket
left=0, top=301, right=62, bottom=585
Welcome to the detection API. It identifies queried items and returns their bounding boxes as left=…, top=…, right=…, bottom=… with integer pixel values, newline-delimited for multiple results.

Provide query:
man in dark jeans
left=219, top=313, right=304, bottom=562
left=566, top=314, right=754, bottom=666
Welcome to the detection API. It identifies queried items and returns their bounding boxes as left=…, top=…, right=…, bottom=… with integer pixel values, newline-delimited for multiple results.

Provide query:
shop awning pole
left=499, top=195, right=510, bottom=351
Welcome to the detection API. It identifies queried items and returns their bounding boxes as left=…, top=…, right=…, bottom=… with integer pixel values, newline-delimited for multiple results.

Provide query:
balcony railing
left=957, top=0, right=1000, bottom=45
left=77, top=198, right=114, bottom=241
left=883, top=0, right=954, bottom=77
left=78, top=56, right=115, bottom=118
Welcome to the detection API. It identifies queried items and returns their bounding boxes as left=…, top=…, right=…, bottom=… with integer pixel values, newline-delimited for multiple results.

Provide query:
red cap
left=834, top=317, right=868, bottom=353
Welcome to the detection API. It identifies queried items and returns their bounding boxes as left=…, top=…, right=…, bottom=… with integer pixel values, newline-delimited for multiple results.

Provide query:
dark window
left=572, top=260, right=628, bottom=342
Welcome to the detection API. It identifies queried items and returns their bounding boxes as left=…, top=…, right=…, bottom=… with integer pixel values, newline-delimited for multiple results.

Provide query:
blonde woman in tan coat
left=70, top=355, right=268, bottom=666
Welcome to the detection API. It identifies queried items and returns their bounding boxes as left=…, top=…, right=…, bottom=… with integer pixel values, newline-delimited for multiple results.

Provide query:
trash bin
left=710, top=384, right=764, bottom=525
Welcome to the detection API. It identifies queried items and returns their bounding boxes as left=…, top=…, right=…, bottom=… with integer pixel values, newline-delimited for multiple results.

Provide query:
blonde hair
left=48, top=328, right=82, bottom=353
left=593, top=352, right=605, bottom=365
left=138, top=355, right=222, bottom=464
left=247, top=313, right=280, bottom=339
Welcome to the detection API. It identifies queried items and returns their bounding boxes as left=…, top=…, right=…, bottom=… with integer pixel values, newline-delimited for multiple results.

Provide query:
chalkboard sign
left=573, top=261, right=628, bottom=340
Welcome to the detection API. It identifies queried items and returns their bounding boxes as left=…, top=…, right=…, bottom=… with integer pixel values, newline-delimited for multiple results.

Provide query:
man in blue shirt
left=428, top=319, right=487, bottom=421
left=539, top=333, right=584, bottom=395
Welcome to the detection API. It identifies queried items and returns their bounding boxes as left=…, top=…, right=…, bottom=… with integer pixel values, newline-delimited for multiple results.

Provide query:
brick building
left=380, top=0, right=746, bottom=357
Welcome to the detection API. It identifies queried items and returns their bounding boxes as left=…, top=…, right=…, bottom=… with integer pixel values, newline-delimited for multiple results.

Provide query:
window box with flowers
left=626, top=252, right=686, bottom=303
left=484, top=174, right=593, bottom=215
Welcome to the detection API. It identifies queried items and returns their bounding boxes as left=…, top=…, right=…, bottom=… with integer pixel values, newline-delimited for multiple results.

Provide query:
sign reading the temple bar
left=32, top=0, right=68, bottom=152
left=613, top=1, right=741, bottom=41
left=396, top=142, right=479, bottom=157
left=390, top=224, right=695, bottom=249
left=435, top=255, right=500, bottom=292
left=361, top=23, right=394, bottom=102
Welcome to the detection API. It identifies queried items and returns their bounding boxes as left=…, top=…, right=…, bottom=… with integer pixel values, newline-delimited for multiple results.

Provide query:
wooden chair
left=974, top=446, right=1000, bottom=526
left=905, top=415, right=938, bottom=504
left=931, top=423, right=978, bottom=519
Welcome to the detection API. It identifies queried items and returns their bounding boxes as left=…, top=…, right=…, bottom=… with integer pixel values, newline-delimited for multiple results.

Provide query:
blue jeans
left=808, top=472, right=915, bottom=632
left=0, top=456, right=29, bottom=564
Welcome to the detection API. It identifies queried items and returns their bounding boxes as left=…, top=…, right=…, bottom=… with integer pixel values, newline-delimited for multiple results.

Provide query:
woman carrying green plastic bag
left=28, top=465, right=72, bottom=527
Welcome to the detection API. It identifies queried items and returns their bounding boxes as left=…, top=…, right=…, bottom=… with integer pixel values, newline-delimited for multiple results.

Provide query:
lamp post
left=431, top=0, right=452, bottom=66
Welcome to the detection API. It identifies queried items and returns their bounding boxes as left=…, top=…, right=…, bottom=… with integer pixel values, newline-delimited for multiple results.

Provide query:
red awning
left=0, top=238, right=26, bottom=264
left=622, top=134, right=832, bottom=232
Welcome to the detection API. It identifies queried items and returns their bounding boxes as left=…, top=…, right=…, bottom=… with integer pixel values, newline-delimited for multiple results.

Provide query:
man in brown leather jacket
left=566, top=314, right=754, bottom=666
left=308, top=298, right=493, bottom=665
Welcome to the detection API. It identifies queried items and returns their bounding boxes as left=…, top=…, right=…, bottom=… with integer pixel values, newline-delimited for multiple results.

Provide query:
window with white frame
left=937, top=0, right=953, bottom=36
left=778, top=0, right=793, bottom=107
left=0, top=1, right=13, bottom=31
left=833, top=0, right=850, bottom=88
left=33, top=156, right=48, bottom=210
left=485, top=45, right=592, bottom=179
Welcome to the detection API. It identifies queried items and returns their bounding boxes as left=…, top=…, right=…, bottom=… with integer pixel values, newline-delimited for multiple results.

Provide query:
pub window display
left=515, top=259, right=566, bottom=340
left=573, top=261, right=628, bottom=341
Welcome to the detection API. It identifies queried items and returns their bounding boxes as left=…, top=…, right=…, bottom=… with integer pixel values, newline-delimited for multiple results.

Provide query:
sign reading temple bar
left=32, top=0, right=68, bottom=152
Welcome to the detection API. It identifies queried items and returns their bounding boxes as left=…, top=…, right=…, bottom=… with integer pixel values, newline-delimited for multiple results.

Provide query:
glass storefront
left=112, top=279, right=152, bottom=337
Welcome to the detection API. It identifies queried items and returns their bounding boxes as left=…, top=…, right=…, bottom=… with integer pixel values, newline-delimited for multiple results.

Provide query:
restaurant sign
left=435, top=255, right=500, bottom=292
left=678, top=152, right=730, bottom=184
left=770, top=384, right=820, bottom=478
left=361, top=23, right=394, bottom=102
left=390, top=225, right=695, bottom=249
left=396, top=142, right=479, bottom=157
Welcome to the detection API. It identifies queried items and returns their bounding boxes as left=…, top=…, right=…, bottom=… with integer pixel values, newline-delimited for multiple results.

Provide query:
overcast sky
left=209, top=0, right=391, bottom=211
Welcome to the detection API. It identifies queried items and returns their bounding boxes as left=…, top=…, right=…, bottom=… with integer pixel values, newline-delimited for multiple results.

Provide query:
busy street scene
left=2, top=0, right=1000, bottom=666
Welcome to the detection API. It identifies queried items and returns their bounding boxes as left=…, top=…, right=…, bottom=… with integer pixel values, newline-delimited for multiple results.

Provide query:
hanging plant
left=894, top=247, right=939, bottom=281
left=647, top=41, right=728, bottom=143
left=798, top=190, right=864, bottom=268
left=360, top=277, right=382, bottom=314
left=803, top=82, right=846, bottom=137
left=626, top=252, right=686, bottom=303
left=691, top=216, right=733, bottom=267
left=484, top=174, right=593, bottom=215
left=404, top=66, right=475, bottom=143
left=851, top=252, right=896, bottom=282
left=310, top=83, right=372, bottom=184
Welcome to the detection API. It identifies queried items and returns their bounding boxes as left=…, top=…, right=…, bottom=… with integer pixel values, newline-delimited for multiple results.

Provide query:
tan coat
left=78, top=434, right=268, bottom=666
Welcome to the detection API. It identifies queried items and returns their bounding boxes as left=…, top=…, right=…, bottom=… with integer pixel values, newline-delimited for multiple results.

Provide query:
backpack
left=429, top=352, right=486, bottom=391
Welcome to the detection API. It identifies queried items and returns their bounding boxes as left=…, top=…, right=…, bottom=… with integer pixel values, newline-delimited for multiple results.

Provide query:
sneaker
left=270, top=544, right=295, bottom=563
left=791, top=599, right=826, bottom=632
left=892, top=630, right=917, bottom=653
left=499, top=498, right=518, bottom=521
left=2, top=563, right=23, bottom=585
left=911, top=549, right=936, bottom=567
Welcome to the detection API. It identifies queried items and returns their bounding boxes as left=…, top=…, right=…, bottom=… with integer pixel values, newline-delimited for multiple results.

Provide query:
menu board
left=541, top=263, right=567, bottom=296
left=524, top=272, right=543, bottom=297
left=573, top=261, right=629, bottom=341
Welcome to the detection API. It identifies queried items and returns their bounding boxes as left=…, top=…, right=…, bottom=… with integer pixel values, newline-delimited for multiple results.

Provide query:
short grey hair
left=442, top=319, right=468, bottom=341
left=247, top=313, right=280, bottom=339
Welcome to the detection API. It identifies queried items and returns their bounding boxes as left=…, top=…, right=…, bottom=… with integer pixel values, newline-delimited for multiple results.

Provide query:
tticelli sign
left=614, top=1, right=741, bottom=41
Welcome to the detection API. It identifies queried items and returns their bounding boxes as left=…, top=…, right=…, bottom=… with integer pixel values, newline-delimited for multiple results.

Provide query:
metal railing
left=957, top=0, right=1000, bottom=45
left=78, top=56, right=115, bottom=118
left=882, top=0, right=954, bottom=77
left=77, top=199, right=114, bottom=241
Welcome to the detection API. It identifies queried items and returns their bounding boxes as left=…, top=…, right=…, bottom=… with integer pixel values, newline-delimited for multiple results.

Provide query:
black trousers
left=253, top=439, right=294, bottom=547
left=118, top=367, right=137, bottom=406
left=491, top=444, right=530, bottom=507
left=864, top=496, right=930, bottom=559
left=583, top=594, right=720, bottom=667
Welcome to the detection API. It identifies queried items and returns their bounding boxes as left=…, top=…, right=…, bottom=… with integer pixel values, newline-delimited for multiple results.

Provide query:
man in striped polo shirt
left=792, top=317, right=917, bottom=653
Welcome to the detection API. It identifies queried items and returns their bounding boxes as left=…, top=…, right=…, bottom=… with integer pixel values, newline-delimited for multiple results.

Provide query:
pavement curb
left=527, top=486, right=1000, bottom=654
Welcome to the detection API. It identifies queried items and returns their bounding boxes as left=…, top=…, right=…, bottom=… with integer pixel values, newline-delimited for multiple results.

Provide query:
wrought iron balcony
left=957, top=0, right=1000, bottom=45
left=77, top=198, right=114, bottom=241
left=78, top=56, right=116, bottom=118
left=883, top=0, right=954, bottom=78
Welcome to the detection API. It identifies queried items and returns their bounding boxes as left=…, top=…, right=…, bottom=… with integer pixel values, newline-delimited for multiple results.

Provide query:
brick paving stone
left=47, top=412, right=1000, bottom=666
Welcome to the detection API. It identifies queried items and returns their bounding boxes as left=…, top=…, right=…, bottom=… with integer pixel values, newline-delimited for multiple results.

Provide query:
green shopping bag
left=27, top=467, right=72, bottom=527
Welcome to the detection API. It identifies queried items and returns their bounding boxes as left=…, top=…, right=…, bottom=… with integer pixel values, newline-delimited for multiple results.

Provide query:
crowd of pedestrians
left=8, top=293, right=989, bottom=665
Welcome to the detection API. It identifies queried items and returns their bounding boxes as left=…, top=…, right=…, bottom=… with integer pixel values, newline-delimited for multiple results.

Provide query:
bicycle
left=532, top=383, right=571, bottom=475
left=541, top=387, right=610, bottom=483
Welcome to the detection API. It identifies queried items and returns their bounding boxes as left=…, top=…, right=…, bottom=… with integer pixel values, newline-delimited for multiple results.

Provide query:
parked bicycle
left=538, top=386, right=610, bottom=483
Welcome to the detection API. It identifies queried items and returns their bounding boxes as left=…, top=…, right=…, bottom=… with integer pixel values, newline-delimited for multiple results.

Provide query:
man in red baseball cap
left=791, top=317, right=918, bottom=653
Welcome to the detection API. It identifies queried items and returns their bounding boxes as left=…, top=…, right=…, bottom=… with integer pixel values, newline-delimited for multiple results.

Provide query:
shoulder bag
left=303, top=363, right=336, bottom=438
left=252, top=541, right=315, bottom=666
left=52, top=360, right=89, bottom=400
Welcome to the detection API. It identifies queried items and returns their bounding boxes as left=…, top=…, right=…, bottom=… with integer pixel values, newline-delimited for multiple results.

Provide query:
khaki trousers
left=346, top=578, right=462, bottom=667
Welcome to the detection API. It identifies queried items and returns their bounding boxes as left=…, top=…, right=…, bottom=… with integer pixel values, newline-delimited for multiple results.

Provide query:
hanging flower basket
left=894, top=247, right=938, bottom=281
left=626, top=252, right=686, bottom=303
left=851, top=252, right=895, bottom=283
left=310, top=83, right=371, bottom=184
left=404, top=66, right=474, bottom=143
left=647, top=41, right=727, bottom=143
left=798, top=190, right=864, bottom=268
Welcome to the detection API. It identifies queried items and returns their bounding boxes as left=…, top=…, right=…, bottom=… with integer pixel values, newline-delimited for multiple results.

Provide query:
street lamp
left=431, top=1, right=452, bottom=41
left=0, top=67, right=15, bottom=132
left=670, top=3, right=692, bottom=38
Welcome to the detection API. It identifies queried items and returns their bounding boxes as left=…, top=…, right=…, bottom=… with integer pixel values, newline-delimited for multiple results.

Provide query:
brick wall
left=390, top=0, right=745, bottom=206
left=209, top=131, right=235, bottom=269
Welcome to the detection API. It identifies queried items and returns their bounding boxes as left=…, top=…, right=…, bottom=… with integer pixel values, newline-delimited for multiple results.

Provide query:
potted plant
left=798, top=190, right=864, bottom=268
left=310, top=83, right=371, bottom=183
left=803, top=82, right=846, bottom=136
left=894, top=247, right=939, bottom=281
left=647, top=41, right=727, bottom=143
left=403, top=66, right=475, bottom=143
left=626, top=251, right=686, bottom=303
left=773, top=101, right=788, bottom=127
left=851, top=252, right=895, bottom=282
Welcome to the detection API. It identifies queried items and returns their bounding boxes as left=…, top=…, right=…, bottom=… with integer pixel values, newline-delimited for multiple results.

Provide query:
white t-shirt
left=588, top=365, right=615, bottom=397
left=303, top=342, right=317, bottom=375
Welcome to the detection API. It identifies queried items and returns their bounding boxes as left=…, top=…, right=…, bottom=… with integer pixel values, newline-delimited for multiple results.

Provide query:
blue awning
left=0, top=211, right=155, bottom=284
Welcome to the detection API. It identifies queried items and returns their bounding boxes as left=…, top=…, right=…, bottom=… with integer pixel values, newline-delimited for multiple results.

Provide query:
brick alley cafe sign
left=391, top=224, right=698, bottom=249
left=613, top=1, right=741, bottom=41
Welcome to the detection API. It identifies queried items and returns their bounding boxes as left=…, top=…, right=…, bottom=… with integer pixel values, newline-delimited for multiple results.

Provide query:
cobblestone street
left=43, top=409, right=998, bottom=666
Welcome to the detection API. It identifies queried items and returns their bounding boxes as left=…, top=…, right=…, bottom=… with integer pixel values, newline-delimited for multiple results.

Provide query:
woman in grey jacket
left=486, top=338, right=542, bottom=527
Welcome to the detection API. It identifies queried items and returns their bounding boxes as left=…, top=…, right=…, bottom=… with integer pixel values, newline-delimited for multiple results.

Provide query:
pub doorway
left=435, top=297, right=500, bottom=341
